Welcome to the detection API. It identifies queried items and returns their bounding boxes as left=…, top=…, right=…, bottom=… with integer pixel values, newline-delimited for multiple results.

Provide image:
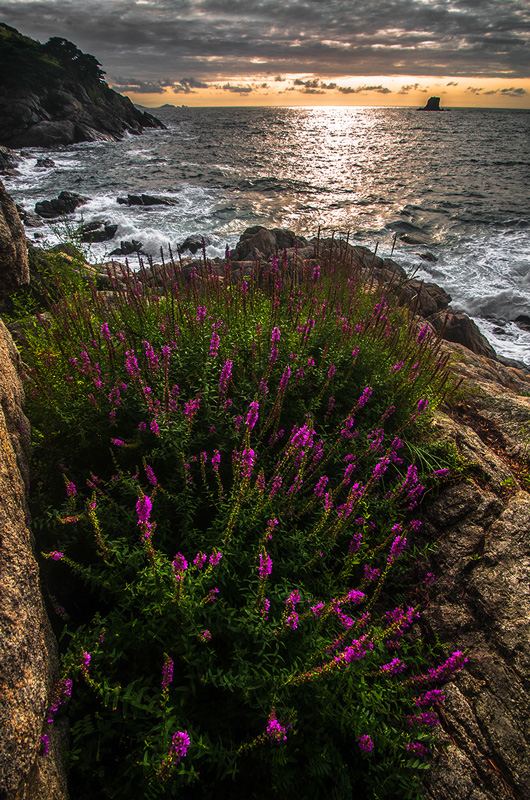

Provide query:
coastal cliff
left=0, top=24, right=165, bottom=148
left=1, top=194, right=530, bottom=797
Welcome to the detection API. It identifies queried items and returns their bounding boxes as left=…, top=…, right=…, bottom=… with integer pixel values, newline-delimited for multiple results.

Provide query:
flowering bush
left=27, top=246, right=463, bottom=799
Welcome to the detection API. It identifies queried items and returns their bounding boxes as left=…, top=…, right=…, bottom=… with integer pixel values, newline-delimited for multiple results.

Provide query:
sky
left=1, top=0, right=529, bottom=107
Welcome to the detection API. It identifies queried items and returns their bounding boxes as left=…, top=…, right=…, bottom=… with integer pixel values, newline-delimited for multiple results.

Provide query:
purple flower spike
left=358, top=734, right=373, bottom=753
left=136, top=494, right=152, bottom=527
left=49, top=551, right=64, bottom=561
left=193, top=551, right=207, bottom=569
left=209, top=549, right=222, bottom=567
left=266, top=709, right=287, bottom=742
left=246, top=401, right=259, bottom=431
left=219, top=360, right=232, bottom=393
left=259, top=551, right=273, bottom=580
left=173, top=553, right=188, bottom=573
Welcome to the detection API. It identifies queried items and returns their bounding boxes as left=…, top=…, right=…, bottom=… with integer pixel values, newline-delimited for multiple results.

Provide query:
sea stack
left=421, top=96, right=442, bottom=111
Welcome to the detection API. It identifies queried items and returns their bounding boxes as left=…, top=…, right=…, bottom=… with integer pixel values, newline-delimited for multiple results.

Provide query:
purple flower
left=173, top=553, right=188, bottom=573
left=193, top=551, right=207, bottom=569
left=272, top=326, right=280, bottom=345
left=380, top=657, right=405, bottom=675
left=40, top=734, right=50, bottom=756
left=184, top=396, right=201, bottom=422
left=136, top=494, right=152, bottom=527
left=357, top=386, right=373, bottom=409
left=416, top=325, right=430, bottom=343
left=405, top=742, right=429, bottom=758
left=246, top=401, right=259, bottom=431
left=415, top=689, right=446, bottom=707
left=49, top=551, right=64, bottom=561
left=201, top=630, right=212, bottom=642
left=388, top=528, right=407, bottom=564
left=211, top=450, right=221, bottom=472
left=286, top=590, right=301, bottom=607
left=428, top=650, right=468, bottom=682
left=260, top=598, right=270, bottom=619
left=64, top=478, right=76, bottom=498
left=209, top=331, right=220, bottom=357
left=358, top=734, right=373, bottom=753
left=363, top=565, right=380, bottom=582
left=219, top=360, right=232, bottom=393
left=82, top=651, right=91, bottom=671
left=266, top=709, right=287, bottom=742
left=417, top=398, right=429, bottom=413
left=314, top=476, right=329, bottom=496
left=269, top=475, right=282, bottom=498
left=205, top=588, right=219, bottom=603
left=279, top=366, right=290, bottom=392
left=344, top=589, right=365, bottom=604
left=259, top=551, right=273, bottom=580
left=209, top=549, right=222, bottom=567
left=145, top=464, right=157, bottom=487
left=311, top=602, right=325, bottom=617
left=285, top=611, right=298, bottom=630
left=240, top=447, right=256, bottom=480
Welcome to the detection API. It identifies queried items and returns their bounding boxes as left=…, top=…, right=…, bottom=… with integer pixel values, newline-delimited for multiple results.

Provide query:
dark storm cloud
left=110, top=76, right=208, bottom=93
left=0, top=0, right=529, bottom=81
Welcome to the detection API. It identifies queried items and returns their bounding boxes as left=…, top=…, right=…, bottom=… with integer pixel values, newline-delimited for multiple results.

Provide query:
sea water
left=3, top=105, right=530, bottom=364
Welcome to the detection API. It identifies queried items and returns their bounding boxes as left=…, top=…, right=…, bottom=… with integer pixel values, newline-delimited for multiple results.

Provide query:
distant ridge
left=0, top=24, right=165, bottom=148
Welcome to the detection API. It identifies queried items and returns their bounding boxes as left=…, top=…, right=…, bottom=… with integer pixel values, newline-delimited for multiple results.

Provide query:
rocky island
left=0, top=24, right=165, bottom=148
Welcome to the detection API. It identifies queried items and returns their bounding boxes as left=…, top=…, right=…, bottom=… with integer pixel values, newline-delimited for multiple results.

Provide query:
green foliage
left=0, top=23, right=105, bottom=89
left=25, top=249, right=461, bottom=799
left=4, top=239, right=91, bottom=322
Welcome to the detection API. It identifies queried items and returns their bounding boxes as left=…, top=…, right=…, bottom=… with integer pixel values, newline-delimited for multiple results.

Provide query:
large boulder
left=232, top=226, right=309, bottom=261
left=35, top=192, right=88, bottom=219
left=0, top=178, right=29, bottom=300
left=430, top=309, right=497, bottom=360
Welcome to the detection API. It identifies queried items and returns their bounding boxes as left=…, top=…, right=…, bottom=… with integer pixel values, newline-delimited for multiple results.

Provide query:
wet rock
left=419, top=252, right=438, bottom=262
left=36, top=157, right=56, bottom=169
left=0, top=179, right=29, bottom=300
left=430, top=310, right=497, bottom=360
left=179, top=234, right=221, bottom=256
left=79, top=221, right=118, bottom=243
left=0, top=145, right=21, bottom=175
left=400, top=233, right=429, bottom=245
left=116, top=194, right=177, bottom=207
left=34, top=191, right=88, bottom=219
left=16, top=205, right=44, bottom=228
left=109, top=239, right=145, bottom=257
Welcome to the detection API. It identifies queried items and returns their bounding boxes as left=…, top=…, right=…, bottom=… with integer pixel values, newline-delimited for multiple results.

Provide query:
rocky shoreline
left=2, top=178, right=530, bottom=799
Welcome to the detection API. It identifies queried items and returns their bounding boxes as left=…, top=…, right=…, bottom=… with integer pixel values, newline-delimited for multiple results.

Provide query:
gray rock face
left=0, top=318, right=68, bottom=800
left=418, top=352, right=530, bottom=800
left=0, top=178, right=29, bottom=300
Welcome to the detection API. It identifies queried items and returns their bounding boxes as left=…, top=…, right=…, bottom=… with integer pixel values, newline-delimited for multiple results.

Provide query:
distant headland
left=0, top=23, right=165, bottom=148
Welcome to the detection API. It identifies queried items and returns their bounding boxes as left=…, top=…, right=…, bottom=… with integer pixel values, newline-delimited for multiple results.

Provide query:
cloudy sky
left=1, top=0, right=529, bottom=106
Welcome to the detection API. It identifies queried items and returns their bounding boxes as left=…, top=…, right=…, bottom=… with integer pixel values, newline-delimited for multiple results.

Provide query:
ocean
left=4, top=105, right=530, bottom=364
